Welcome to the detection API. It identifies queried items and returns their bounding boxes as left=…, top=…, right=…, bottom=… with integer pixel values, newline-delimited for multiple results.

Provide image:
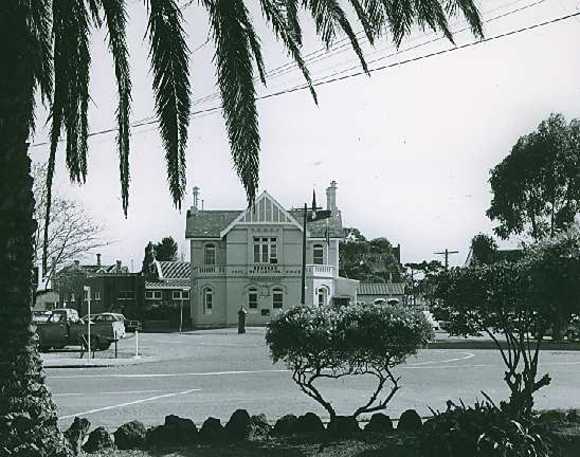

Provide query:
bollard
left=134, top=330, right=140, bottom=359
left=238, top=306, right=247, bottom=334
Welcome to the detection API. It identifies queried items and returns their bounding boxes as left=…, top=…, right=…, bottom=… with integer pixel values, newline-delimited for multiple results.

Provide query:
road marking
left=53, top=389, right=163, bottom=397
left=406, top=351, right=475, bottom=366
left=51, top=368, right=290, bottom=380
left=58, top=388, right=200, bottom=420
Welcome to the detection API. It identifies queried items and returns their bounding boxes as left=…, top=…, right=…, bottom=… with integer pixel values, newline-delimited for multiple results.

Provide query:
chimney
left=96, top=253, right=101, bottom=266
left=192, top=186, right=200, bottom=213
left=74, top=260, right=80, bottom=268
left=116, top=260, right=122, bottom=272
left=326, top=180, right=337, bottom=212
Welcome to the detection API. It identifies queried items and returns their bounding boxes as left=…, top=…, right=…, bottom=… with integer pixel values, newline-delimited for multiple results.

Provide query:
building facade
left=185, top=182, right=358, bottom=327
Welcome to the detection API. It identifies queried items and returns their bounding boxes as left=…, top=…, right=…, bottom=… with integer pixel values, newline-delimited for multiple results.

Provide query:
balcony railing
left=192, top=264, right=336, bottom=277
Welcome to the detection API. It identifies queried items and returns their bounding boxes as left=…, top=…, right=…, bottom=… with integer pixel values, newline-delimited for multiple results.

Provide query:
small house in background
left=356, top=282, right=407, bottom=306
left=143, top=260, right=191, bottom=328
left=34, top=289, right=60, bottom=311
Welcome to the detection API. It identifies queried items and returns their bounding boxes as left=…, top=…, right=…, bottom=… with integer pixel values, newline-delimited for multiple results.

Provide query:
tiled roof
left=146, top=279, right=190, bottom=290
left=185, top=210, right=241, bottom=238
left=185, top=207, right=344, bottom=239
left=288, top=209, right=344, bottom=238
left=357, top=282, right=406, bottom=295
left=158, top=261, right=191, bottom=279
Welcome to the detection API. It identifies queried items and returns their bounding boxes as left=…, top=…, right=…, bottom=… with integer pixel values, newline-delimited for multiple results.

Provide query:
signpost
left=83, top=285, right=91, bottom=361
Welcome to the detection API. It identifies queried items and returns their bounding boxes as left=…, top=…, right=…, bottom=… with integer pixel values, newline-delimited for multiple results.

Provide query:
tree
left=434, top=228, right=580, bottom=416
left=487, top=113, right=580, bottom=241
left=141, top=242, right=157, bottom=278
left=32, top=162, right=108, bottom=286
left=404, top=260, right=445, bottom=307
left=468, top=233, right=498, bottom=266
left=266, top=303, right=433, bottom=420
left=1, top=1, right=483, bottom=454
left=340, top=229, right=402, bottom=282
left=155, top=236, right=178, bottom=261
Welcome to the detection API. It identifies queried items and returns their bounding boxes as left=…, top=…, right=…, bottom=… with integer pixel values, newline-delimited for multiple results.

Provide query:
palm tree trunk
left=0, top=8, right=70, bottom=457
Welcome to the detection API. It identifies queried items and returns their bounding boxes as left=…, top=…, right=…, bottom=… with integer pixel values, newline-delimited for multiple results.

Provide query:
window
left=248, top=287, right=258, bottom=310
left=172, top=290, right=182, bottom=300
left=203, top=288, right=213, bottom=315
left=272, top=288, right=284, bottom=309
left=204, top=244, right=216, bottom=265
left=70, top=293, right=75, bottom=302
left=313, top=244, right=324, bottom=265
left=93, top=291, right=101, bottom=301
left=182, top=290, right=189, bottom=300
left=118, top=291, right=135, bottom=300
left=318, top=287, right=328, bottom=307
left=145, top=290, right=162, bottom=300
left=253, top=237, right=277, bottom=264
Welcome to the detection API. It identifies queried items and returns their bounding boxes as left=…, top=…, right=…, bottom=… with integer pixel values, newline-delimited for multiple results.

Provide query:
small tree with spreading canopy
left=434, top=226, right=580, bottom=416
left=266, top=303, right=433, bottom=420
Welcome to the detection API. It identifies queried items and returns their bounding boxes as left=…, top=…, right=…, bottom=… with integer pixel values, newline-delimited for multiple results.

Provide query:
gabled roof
left=288, top=208, right=344, bottom=238
left=158, top=261, right=191, bottom=279
left=185, top=210, right=241, bottom=238
left=357, top=282, right=406, bottom=295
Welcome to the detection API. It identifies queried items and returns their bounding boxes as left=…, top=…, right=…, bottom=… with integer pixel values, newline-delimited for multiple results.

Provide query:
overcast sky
left=30, top=0, right=580, bottom=271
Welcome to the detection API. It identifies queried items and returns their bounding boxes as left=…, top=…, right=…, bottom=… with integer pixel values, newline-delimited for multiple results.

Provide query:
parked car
left=36, top=308, right=115, bottom=352
left=82, top=313, right=126, bottom=339
left=539, top=316, right=580, bottom=342
left=32, top=310, right=52, bottom=323
left=124, top=319, right=142, bottom=333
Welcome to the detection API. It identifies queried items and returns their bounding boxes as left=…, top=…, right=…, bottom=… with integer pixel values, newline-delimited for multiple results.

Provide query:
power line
left=30, top=8, right=579, bottom=149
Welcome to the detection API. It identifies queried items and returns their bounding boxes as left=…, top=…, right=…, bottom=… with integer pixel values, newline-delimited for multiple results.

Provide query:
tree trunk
left=0, top=6, right=70, bottom=457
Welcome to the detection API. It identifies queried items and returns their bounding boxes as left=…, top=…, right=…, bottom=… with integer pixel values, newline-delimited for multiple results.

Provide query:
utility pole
left=300, top=203, right=307, bottom=305
left=434, top=249, right=459, bottom=269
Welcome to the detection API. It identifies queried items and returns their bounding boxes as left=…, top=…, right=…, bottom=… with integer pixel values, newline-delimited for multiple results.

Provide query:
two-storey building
left=185, top=181, right=358, bottom=327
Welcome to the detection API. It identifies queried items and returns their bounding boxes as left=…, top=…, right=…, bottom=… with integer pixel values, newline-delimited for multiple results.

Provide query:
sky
left=29, top=0, right=580, bottom=271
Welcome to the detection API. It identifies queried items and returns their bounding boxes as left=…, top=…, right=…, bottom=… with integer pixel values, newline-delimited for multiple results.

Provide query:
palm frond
left=286, top=0, right=302, bottom=44
left=259, top=0, right=317, bottom=103
left=100, top=0, right=132, bottom=215
left=349, top=0, right=376, bottom=45
left=44, top=0, right=91, bottom=272
left=303, top=0, right=369, bottom=73
left=146, top=0, right=191, bottom=210
left=414, top=0, right=453, bottom=44
left=88, top=0, right=103, bottom=26
left=27, top=0, right=53, bottom=106
left=445, top=0, right=483, bottom=38
left=206, top=0, right=261, bottom=206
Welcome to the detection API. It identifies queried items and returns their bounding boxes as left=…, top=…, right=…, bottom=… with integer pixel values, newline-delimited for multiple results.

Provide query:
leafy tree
left=404, top=260, right=445, bottom=307
left=487, top=113, right=580, bottom=241
left=266, top=303, right=433, bottom=420
left=141, top=242, right=157, bottom=278
left=340, top=229, right=402, bottom=282
left=468, top=233, right=498, bottom=266
left=155, top=236, right=178, bottom=261
left=434, top=228, right=580, bottom=416
left=1, top=1, right=483, bottom=454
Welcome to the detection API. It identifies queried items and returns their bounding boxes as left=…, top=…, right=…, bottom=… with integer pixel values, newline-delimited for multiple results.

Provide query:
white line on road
left=406, top=352, right=475, bottom=366
left=58, top=388, right=201, bottom=420
left=51, top=368, right=290, bottom=380
left=53, top=389, right=163, bottom=397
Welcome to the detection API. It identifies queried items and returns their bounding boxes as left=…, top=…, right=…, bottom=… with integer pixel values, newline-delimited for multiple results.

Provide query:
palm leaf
left=206, top=0, right=261, bottom=205
left=44, top=0, right=91, bottom=272
left=349, top=0, right=376, bottom=44
left=100, top=0, right=133, bottom=215
left=27, top=0, right=53, bottom=107
left=445, top=0, right=483, bottom=38
left=286, top=0, right=302, bottom=44
left=259, top=0, right=317, bottom=103
left=303, top=0, right=369, bottom=73
left=146, top=0, right=191, bottom=210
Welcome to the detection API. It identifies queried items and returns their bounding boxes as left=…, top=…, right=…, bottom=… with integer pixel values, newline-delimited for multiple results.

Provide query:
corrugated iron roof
left=357, top=282, right=406, bottom=295
left=158, top=261, right=191, bottom=279
left=145, top=279, right=190, bottom=290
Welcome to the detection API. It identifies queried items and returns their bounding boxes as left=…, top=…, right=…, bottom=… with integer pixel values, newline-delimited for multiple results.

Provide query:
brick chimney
left=191, top=186, right=200, bottom=213
left=326, top=180, right=337, bottom=212
left=96, top=253, right=101, bottom=266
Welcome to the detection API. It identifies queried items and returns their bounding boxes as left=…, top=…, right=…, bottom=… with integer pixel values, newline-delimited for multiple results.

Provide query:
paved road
left=45, top=329, right=580, bottom=431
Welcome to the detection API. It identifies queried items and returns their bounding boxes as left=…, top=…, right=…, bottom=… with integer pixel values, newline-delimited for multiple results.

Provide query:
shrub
left=420, top=399, right=553, bottom=457
left=266, top=303, right=433, bottom=419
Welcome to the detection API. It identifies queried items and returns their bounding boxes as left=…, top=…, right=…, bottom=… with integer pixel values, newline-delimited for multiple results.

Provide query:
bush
left=420, top=399, right=553, bottom=457
left=266, top=303, right=433, bottom=420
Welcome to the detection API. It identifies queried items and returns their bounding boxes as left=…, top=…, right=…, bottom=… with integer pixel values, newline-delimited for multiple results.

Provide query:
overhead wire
left=30, top=2, right=576, bottom=149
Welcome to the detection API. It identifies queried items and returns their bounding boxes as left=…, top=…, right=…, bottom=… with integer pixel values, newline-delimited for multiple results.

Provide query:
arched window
left=272, top=287, right=284, bottom=309
left=317, top=287, right=328, bottom=307
left=204, top=244, right=216, bottom=265
left=248, top=287, right=258, bottom=310
left=313, top=244, right=324, bottom=265
left=202, top=287, right=214, bottom=315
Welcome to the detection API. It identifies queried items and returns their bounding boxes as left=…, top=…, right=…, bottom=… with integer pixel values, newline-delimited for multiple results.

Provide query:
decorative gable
left=220, top=191, right=302, bottom=237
